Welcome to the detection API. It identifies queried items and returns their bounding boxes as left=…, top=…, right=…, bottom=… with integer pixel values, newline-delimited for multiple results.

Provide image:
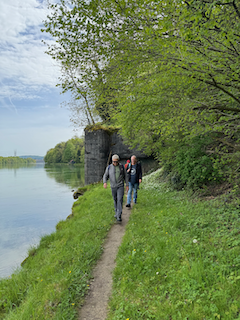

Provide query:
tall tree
left=42, top=0, right=240, bottom=154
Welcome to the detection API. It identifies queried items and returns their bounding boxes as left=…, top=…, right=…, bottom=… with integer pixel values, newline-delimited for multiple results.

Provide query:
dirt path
left=78, top=204, right=131, bottom=320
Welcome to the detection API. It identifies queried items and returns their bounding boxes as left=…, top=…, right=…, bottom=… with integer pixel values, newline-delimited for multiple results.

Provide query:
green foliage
left=172, top=136, right=224, bottom=189
left=107, top=171, right=240, bottom=320
left=44, top=136, right=84, bottom=164
left=1, top=169, right=240, bottom=319
left=0, top=183, right=115, bottom=320
left=62, top=142, right=76, bottom=163
left=0, top=157, right=36, bottom=166
left=42, top=0, right=240, bottom=186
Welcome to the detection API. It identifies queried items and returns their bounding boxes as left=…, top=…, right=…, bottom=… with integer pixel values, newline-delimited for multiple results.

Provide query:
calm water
left=0, top=163, right=84, bottom=279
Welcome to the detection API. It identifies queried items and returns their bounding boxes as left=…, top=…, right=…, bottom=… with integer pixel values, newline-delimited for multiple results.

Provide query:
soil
left=78, top=203, right=131, bottom=320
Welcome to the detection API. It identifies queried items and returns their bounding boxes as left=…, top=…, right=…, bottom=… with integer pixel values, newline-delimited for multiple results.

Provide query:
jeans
left=127, top=182, right=139, bottom=204
left=111, top=186, right=124, bottom=220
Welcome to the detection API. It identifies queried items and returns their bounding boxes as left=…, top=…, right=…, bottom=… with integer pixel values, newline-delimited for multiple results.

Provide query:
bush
left=172, top=136, right=223, bottom=189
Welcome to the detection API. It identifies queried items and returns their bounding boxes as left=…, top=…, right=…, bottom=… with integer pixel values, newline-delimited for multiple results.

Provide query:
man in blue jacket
left=103, top=154, right=129, bottom=222
left=126, top=155, right=142, bottom=208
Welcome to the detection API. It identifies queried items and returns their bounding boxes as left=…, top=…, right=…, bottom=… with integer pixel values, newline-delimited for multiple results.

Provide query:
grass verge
left=1, top=169, right=240, bottom=319
left=107, top=169, right=240, bottom=320
left=0, top=183, right=115, bottom=320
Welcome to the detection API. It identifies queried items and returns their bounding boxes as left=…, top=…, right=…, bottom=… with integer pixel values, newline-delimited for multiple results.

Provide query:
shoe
left=126, top=204, right=131, bottom=208
left=117, top=218, right=122, bottom=222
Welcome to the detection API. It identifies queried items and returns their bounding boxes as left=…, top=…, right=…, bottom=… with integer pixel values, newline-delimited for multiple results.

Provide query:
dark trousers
left=111, top=186, right=124, bottom=220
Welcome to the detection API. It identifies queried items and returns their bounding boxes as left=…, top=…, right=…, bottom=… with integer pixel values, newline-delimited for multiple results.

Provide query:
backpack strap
left=120, top=164, right=124, bottom=175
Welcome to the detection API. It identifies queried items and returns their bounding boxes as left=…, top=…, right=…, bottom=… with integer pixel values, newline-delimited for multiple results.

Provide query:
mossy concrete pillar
left=84, top=129, right=110, bottom=185
left=84, top=127, right=149, bottom=185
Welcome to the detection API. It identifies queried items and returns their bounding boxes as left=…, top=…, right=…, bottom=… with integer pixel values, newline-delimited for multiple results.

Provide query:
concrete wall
left=84, top=128, right=147, bottom=185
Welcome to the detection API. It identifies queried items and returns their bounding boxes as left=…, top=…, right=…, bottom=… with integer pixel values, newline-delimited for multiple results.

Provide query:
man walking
left=103, top=154, right=129, bottom=222
left=126, top=155, right=142, bottom=208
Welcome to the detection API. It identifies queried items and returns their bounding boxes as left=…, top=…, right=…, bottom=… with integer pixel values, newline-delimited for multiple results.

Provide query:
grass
left=107, top=169, right=240, bottom=320
left=0, top=183, right=115, bottom=320
left=1, top=169, right=240, bottom=319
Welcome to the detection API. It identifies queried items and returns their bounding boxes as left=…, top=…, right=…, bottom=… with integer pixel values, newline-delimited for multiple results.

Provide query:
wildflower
left=166, top=232, right=168, bottom=234
left=144, top=250, right=147, bottom=252
left=69, top=271, right=71, bottom=273
left=41, top=279, right=43, bottom=282
left=134, top=249, right=136, bottom=251
left=126, top=318, right=130, bottom=320
left=156, top=272, right=159, bottom=275
left=193, top=239, right=198, bottom=243
left=72, top=303, right=75, bottom=306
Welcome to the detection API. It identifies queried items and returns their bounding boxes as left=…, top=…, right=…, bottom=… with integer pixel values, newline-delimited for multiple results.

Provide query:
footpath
left=78, top=203, right=131, bottom=320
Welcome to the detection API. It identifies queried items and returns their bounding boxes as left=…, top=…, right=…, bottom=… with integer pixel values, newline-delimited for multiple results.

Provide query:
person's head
left=131, top=155, right=137, bottom=165
left=112, top=154, right=120, bottom=166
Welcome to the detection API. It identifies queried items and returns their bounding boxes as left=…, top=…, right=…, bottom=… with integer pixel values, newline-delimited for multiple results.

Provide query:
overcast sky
left=0, top=0, right=83, bottom=157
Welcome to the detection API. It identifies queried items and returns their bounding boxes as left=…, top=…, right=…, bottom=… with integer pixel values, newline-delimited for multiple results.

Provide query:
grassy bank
left=0, top=184, right=115, bottom=320
left=107, top=170, right=240, bottom=320
left=1, top=169, right=240, bottom=319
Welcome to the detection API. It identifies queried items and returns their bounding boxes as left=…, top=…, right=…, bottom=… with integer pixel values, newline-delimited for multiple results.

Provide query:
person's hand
left=103, top=183, right=107, bottom=189
left=139, top=179, right=142, bottom=183
left=126, top=186, right=129, bottom=192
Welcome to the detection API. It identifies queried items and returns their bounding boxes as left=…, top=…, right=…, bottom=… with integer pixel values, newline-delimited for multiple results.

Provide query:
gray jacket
left=103, top=163, right=128, bottom=188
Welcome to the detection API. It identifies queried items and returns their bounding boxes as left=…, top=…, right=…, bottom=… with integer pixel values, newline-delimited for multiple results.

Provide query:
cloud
left=0, top=0, right=61, bottom=97
left=0, top=0, right=85, bottom=157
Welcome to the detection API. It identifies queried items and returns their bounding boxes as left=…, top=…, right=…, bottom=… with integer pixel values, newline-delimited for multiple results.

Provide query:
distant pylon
left=14, top=150, right=17, bottom=157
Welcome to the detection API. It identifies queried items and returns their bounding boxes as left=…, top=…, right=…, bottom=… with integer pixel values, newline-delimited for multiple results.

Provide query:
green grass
left=107, top=170, right=240, bottom=320
left=0, top=183, right=115, bottom=320
left=1, top=169, right=240, bottom=319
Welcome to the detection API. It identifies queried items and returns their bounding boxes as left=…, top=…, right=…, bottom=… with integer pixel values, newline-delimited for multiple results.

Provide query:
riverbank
left=1, top=169, right=240, bottom=319
left=0, top=183, right=115, bottom=320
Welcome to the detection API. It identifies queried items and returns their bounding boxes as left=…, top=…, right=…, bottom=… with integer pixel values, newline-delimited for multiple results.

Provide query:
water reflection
left=0, top=163, right=37, bottom=169
left=44, top=164, right=84, bottom=189
left=0, top=163, right=84, bottom=278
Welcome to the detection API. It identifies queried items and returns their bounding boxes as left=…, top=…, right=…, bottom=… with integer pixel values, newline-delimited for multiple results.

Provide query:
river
left=0, top=163, right=84, bottom=279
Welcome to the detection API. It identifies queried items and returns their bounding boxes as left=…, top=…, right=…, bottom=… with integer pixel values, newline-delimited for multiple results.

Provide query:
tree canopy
left=44, top=137, right=84, bottom=164
left=42, top=0, right=240, bottom=184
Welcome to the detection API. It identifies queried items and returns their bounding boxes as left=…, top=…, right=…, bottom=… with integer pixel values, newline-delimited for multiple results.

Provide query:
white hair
left=112, top=154, right=120, bottom=161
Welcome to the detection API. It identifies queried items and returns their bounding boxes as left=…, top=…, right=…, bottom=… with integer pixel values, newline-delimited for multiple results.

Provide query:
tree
left=44, top=137, right=84, bottom=164
left=42, top=0, right=240, bottom=157
left=62, top=141, right=76, bottom=163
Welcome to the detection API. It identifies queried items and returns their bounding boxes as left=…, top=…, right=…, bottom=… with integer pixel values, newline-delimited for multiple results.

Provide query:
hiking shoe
left=117, top=218, right=122, bottom=222
left=126, top=204, right=131, bottom=208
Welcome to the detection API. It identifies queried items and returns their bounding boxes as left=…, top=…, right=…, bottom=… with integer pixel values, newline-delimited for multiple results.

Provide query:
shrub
left=173, top=136, right=223, bottom=189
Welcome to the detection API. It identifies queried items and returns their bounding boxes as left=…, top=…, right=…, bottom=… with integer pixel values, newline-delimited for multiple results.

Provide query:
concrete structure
left=84, top=128, right=149, bottom=185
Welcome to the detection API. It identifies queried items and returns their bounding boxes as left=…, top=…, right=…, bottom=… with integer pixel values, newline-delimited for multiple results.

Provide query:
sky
left=0, top=0, right=83, bottom=157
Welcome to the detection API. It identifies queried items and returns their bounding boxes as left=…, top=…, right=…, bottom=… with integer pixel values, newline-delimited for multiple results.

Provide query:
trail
left=78, top=204, right=131, bottom=320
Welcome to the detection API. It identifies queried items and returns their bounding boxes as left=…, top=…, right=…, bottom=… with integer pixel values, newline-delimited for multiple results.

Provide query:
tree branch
left=233, top=0, right=240, bottom=19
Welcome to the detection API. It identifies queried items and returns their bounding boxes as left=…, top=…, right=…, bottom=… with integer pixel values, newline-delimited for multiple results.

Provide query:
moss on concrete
left=85, top=123, right=120, bottom=135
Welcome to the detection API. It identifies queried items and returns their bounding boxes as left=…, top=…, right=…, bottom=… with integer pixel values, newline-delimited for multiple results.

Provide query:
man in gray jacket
left=103, top=154, right=129, bottom=222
